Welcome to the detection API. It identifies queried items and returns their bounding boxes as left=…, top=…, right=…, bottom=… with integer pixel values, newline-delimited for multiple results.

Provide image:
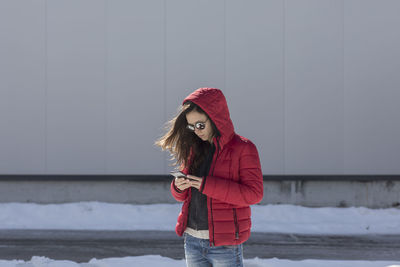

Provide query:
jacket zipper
left=209, top=138, right=220, bottom=246
left=233, top=208, right=239, bottom=239
left=210, top=199, right=215, bottom=246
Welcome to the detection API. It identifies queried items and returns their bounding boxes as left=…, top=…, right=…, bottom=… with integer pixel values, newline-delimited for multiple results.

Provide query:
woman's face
left=186, top=110, right=213, bottom=143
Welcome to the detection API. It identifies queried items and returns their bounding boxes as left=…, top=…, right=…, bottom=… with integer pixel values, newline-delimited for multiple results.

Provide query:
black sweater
left=187, top=143, right=216, bottom=231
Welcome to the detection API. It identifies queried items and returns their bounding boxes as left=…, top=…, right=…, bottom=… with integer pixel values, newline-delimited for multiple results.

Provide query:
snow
left=0, top=256, right=399, bottom=267
left=1, top=202, right=400, bottom=266
left=0, top=202, right=399, bottom=234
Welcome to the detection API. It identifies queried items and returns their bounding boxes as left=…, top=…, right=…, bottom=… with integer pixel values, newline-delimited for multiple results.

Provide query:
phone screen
left=170, top=171, right=187, bottom=178
left=170, top=171, right=196, bottom=181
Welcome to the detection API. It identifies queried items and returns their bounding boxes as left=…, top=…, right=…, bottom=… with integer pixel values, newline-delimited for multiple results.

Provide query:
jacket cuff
left=199, top=176, right=207, bottom=193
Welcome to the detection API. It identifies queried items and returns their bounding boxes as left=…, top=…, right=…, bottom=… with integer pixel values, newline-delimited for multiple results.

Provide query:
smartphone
left=170, top=171, right=196, bottom=181
left=170, top=171, right=187, bottom=178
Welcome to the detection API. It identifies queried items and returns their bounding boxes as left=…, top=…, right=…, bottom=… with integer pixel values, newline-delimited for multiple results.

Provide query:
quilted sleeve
left=201, top=141, right=263, bottom=206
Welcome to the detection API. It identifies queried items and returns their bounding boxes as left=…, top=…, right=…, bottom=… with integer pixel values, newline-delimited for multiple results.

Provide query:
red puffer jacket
left=171, top=87, right=263, bottom=246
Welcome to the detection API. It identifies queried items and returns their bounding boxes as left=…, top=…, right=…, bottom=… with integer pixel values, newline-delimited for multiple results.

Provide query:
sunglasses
left=186, top=118, right=209, bottom=131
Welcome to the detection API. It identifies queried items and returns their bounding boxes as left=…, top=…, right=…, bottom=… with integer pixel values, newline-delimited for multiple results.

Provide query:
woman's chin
left=198, top=136, right=207, bottom=141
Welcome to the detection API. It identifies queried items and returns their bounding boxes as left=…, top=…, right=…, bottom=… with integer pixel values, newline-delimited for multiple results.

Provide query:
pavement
left=0, top=230, right=400, bottom=262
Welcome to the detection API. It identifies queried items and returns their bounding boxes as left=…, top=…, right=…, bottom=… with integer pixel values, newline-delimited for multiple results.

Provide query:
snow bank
left=0, top=202, right=399, bottom=235
left=0, top=256, right=398, bottom=267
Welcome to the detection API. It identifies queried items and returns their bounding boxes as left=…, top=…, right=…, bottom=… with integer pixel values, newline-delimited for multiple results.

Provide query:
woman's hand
left=174, top=175, right=203, bottom=191
left=174, top=177, right=191, bottom=191
left=186, top=175, right=203, bottom=190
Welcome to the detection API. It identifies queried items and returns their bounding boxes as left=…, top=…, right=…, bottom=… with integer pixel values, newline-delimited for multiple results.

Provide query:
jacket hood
left=183, top=88, right=235, bottom=148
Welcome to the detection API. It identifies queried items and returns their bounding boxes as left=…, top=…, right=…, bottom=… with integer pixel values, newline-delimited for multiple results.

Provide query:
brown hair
left=155, top=101, right=219, bottom=173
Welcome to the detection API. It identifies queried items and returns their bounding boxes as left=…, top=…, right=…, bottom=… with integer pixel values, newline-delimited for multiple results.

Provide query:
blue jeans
left=184, top=233, right=244, bottom=267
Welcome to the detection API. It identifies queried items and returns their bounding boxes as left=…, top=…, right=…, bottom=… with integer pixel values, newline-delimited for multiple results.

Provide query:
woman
left=156, top=87, right=263, bottom=267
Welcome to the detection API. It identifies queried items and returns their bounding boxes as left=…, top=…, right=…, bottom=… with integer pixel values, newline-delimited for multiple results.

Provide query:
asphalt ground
left=0, top=230, right=399, bottom=263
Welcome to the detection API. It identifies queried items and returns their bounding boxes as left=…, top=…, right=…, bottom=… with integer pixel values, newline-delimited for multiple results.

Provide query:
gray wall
left=1, top=179, right=399, bottom=208
left=0, top=0, right=399, bottom=175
